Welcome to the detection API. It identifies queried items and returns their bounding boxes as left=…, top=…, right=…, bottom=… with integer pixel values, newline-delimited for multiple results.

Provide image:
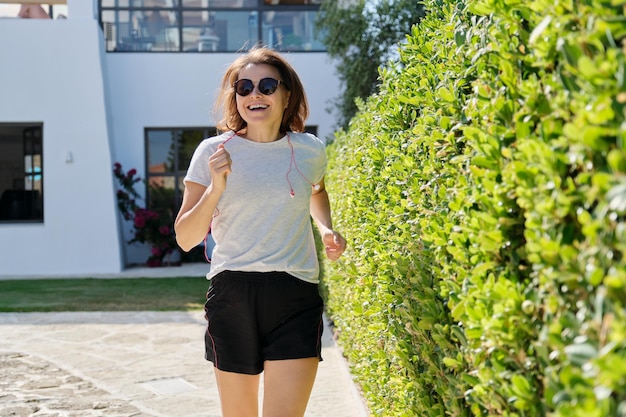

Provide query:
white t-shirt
left=184, top=131, right=327, bottom=283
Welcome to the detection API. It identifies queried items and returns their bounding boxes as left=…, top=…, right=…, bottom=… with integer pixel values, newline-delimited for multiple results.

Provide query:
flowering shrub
left=113, top=162, right=178, bottom=266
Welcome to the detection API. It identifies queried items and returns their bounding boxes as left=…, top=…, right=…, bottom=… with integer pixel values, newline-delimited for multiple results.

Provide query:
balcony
left=100, top=1, right=325, bottom=53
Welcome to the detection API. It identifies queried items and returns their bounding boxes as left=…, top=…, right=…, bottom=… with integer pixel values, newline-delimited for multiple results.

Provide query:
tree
left=315, top=0, right=425, bottom=130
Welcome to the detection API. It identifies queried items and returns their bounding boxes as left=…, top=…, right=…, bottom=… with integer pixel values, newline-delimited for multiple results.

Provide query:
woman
left=174, top=46, right=347, bottom=417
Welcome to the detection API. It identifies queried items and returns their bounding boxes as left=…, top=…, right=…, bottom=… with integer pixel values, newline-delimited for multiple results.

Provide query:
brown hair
left=214, top=46, right=309, bottom=134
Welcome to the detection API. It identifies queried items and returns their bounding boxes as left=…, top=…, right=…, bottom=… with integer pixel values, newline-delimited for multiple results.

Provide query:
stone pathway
left=0, top=311, right=368, bottom=417
left=1, top=352, right=148, bottom=417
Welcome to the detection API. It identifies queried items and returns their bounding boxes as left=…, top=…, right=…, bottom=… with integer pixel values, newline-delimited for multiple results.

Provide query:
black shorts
left=204, top=270, right=324, bottom=375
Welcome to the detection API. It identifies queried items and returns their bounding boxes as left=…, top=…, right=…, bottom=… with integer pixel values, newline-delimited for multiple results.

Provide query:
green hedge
left=323, top=0, right=626, bottom=416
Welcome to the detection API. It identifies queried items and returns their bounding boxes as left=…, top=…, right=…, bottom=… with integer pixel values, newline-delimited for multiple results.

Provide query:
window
left=0, top=124, right=44, bottom=222
left=145, top=125, right=317, bottom=210
left=145, top=127, right=214, bottom=211
left=100, top=0, right=324, bottom=52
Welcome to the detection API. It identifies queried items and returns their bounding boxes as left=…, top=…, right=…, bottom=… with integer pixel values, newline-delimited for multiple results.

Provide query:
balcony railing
left=99, top=1, right=325, bottom=53
left=1, top=1, right=324, bottom=53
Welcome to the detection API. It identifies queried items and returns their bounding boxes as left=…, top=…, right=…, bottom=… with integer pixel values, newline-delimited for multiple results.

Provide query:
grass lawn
left=0, top=277, right=209, bottom=312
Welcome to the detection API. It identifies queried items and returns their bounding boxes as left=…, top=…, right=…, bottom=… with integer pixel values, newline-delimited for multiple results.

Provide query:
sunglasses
left=233, top=78, right=283, bottom=96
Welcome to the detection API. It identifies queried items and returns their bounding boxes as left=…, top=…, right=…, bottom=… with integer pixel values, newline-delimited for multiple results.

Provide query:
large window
left=0, top=124, right=44, bottom=223
left=145, top=127, right=213, bottom=210
left=100, top=0, right=324, bottom=53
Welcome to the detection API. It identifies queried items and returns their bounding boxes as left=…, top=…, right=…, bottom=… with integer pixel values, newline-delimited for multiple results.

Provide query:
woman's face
left=235, top=63, right=290, bottom=131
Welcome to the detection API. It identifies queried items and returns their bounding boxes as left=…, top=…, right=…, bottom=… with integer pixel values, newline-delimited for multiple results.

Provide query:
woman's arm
left=310, top=177, right=347, bottom=261
left=174, top=182, right=219, bottom=251
left=174, top=144, right=231, bottom=251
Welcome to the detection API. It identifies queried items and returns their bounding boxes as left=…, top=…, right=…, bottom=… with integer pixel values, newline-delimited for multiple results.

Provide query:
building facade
left=0, top=0, right=339, bottom=277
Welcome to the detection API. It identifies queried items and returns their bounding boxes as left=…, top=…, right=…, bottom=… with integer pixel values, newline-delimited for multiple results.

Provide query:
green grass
left=0, top=277, right=210, bottom=312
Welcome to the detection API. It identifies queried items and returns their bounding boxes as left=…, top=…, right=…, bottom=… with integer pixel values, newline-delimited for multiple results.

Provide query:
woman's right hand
left=209, top=144, right=232, bottom=193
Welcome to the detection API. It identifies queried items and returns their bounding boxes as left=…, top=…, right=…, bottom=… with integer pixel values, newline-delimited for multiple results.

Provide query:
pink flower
left=114, top=162, right=178, bottom=266
left=147, top=257, right=162, bottom=267
left=134, top=208, right=150, bottom=219
left=134, top=216, right=146, bottom=228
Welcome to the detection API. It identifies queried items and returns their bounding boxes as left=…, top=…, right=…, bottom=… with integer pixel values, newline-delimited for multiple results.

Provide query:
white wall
left=0, top=17, right=123, bottom=276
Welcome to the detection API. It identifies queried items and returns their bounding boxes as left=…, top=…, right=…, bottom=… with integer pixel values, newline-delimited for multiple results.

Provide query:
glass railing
left=100, top=1, right=325, bottom=53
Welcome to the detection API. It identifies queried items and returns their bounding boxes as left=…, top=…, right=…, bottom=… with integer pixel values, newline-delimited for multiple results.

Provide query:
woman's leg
left=214, top=368, right=260, bottom=417
left=262, top=357, right=319, bottom=417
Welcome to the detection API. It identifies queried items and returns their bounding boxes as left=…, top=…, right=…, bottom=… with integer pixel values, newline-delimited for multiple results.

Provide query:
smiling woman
left=174, top=46, right=346, bottom=417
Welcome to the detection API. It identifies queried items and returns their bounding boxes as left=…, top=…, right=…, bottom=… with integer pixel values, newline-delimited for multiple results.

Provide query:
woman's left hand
left=322, top=230, right=346, bottom=261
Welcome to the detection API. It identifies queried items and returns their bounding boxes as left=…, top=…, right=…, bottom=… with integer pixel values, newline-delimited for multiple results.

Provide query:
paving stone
left=0, top=352, right=145, bottom=416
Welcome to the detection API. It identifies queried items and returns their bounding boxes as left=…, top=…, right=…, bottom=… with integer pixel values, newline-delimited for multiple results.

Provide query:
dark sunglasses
left=233, top=78, right=283, bottom=96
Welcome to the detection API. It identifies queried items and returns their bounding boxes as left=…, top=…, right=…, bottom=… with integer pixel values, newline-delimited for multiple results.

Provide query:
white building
left=0, top=0, right=339, bottom=277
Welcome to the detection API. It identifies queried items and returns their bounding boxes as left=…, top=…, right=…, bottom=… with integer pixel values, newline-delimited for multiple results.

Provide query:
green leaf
left=468, top=1, right=494, bottom=16
left=437, top=87, right=455, bottom=103
left=529, top=16, right=552, bottom=45
left=607, top=183, right=626, bottom=213
left=564, top=343, right=598, bottom=366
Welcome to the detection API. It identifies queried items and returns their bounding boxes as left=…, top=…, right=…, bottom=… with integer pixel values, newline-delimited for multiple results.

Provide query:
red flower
left=134, top=216, right=146, bottom=228
left=114, top=162, right=178, bottom=266
left=146, top=257, right=162, bottom=267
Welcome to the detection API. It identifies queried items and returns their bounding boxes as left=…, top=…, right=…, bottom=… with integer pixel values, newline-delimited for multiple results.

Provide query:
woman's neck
left=241, top=125, right=284, bottom=143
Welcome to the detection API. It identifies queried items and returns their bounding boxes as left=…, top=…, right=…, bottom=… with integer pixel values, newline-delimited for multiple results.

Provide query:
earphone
left=222, top=131, right=320, bottom=197
left=286, top=133, right=321, bottom=197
